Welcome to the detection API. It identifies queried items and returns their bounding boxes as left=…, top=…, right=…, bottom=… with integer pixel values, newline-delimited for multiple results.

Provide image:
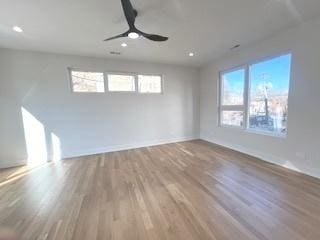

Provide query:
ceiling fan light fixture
left=128, top=32, right=139, bottom=39
left=103, top=0, right=168, bottom=42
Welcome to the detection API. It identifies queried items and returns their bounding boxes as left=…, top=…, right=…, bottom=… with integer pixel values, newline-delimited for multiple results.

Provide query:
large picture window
left=248, top=54, right=291, bottom=134
left=219, top=53, right=292, bottom=137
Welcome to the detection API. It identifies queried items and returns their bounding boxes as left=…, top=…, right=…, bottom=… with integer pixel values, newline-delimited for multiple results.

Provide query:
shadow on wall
left=21, top=107, right=61, bottom=166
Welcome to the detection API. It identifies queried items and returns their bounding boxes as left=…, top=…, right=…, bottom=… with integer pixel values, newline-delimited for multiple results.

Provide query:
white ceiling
left=1, top=0, right=320, bottom=67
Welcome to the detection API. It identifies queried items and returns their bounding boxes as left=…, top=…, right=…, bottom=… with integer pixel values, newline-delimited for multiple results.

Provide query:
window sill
left=219, top=124, right=244, bottom=130
left=219, top=125, right=287, bottom=139
left=245, top=129, right=287, bottom=139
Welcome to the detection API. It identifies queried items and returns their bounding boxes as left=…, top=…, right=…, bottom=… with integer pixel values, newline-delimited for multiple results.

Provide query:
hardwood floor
left=0, top=140, right=320, bottom=240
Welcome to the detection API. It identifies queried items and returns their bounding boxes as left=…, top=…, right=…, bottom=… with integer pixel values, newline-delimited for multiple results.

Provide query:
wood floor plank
left=1, top=140, right=320, bottom=240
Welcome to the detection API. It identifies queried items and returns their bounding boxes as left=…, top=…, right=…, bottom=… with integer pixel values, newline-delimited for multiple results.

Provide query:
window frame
left=68, top=68, right=164, bottom=94
left=68, top=68, right=106, bottom=93
left=137, top=73, right=164, bottom=94
left=218, top=51, right=292, bottom=137
left=218, top=65, right=248, bottom=129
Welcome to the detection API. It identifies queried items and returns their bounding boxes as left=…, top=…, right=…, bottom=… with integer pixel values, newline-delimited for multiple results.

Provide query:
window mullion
left=105, top=72, right=109, bottom=92
left=243, top=65, right=249, bottom=130
left=134, top=74, right=138, bottom=92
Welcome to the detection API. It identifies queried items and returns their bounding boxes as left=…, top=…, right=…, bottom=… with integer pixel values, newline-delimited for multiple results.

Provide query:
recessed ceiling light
left=189, top=52, right=194, bottom=57
left=121, top=43, right=128, bottom=47
left=13, top=26, right=23, bottom=33
left=128, top=32, right=139, bottom=39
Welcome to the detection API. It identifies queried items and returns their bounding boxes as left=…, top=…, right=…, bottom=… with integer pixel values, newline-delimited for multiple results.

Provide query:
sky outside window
left=222, top=69, right=245, bottom=105
left=248, top=53, right=292, bottom=134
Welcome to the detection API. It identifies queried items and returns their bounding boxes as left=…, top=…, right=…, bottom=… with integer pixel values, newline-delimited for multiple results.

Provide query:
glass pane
left=138, top=75, right=162, bottom=93
left=108, top=74, right=135, bottom=92
left=221, top=111, right=244, bottom=127
left=248, top=54, right=291, bottom=135
left=221, top=69, right=245, bottom=105
left=71, top=71, right=104, bottom=92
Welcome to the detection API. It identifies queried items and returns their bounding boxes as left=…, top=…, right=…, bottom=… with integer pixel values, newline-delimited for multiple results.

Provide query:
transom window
left=69, top=69, right=163, bottom=94
left=219, top=53, right=292, bottom=137
left=138, top=75, right=162, bottom=93
left=70, top=70, right=105, bottom=93
left=107, top=74, right=136, bottom=92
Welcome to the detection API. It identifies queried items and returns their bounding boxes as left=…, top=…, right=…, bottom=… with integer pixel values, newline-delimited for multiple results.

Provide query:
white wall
left=2, top=17, right=320, bottom=179
left=200, top=16, right=320, bottom=179
left=0, top=48, right=200, bottom=168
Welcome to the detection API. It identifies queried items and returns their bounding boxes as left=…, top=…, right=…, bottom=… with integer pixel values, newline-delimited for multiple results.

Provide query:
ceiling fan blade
left=103, top=1, right=169, bottom=43
left=121, top=0, right=137, bottom=28
left=139, top=31, right=168, bottom=42
left=103, top=31, right=128, bottom=41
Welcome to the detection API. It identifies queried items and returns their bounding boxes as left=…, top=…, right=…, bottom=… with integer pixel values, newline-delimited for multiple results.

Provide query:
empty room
left=1, top=0, right=320, bottom=239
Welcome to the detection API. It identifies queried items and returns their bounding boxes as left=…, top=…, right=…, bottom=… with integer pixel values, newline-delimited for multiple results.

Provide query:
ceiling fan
left=104, top=0, right=168, bottom=42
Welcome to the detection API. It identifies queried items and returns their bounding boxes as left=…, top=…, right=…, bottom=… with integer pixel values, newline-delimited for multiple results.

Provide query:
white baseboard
left=5, top=135, right=318, bottom=180
left=62, top=136, right=198, bottom=159
left=0, top=160, right=26, bottom=169
left=0, top=136, right=198, bottom=169
left=201, top=135, right=320, bottom=180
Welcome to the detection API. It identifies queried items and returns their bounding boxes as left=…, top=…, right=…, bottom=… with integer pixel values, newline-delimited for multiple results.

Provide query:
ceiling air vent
left=110, top=51, right=121, bottom=55
left=230, top=44, right=240, bottom=50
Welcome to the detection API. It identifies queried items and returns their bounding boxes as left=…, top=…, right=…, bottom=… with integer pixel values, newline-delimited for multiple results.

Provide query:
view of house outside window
left=248, top=54, right=291, bottom=135
left=70, top=71, right=105, bottom=92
